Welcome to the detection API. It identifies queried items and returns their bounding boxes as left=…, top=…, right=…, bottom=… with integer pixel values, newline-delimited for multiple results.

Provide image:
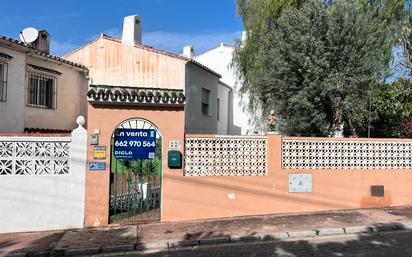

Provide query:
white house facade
left=195, top=43, right=251, bottom=135
left=216, top=80, right=232, bottom=135
left=182, top=45, right=234, bottom=135
left=0, top=35, right=88, bottom=133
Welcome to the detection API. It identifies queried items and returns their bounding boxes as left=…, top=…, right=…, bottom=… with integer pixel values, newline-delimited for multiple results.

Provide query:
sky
left=0, top=0, right=243, bottom=56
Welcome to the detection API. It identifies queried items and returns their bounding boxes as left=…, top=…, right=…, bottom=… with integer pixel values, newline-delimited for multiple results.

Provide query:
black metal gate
left=109, top=139, right=162, bottom=224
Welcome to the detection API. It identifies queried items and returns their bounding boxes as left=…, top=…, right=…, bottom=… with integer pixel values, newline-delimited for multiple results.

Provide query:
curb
left=318, top=227, right=345, bottom=236
left=287, top=230, right=317, bottom=238
left=3, top=222, right=411, bottom=257
left=231, top=235, right=261, bottom=242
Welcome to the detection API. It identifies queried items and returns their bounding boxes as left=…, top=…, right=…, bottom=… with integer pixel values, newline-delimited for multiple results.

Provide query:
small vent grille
left=371, top=185, right=384, bottom=197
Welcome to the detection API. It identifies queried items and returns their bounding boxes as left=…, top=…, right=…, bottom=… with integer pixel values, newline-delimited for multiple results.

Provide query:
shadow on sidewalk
left=138, top=224, right=412, bottom=257
left=2, top=218, right=412, bottom=256
left=0, top=230, right=64, bottom=256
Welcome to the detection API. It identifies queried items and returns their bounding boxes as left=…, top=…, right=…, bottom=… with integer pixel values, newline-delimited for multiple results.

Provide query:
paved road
left=92, top=230, right=412, bottom=257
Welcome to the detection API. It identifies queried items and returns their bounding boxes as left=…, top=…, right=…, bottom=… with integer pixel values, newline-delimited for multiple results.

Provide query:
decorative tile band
left=0, top=138, right=71, bottom=175
left=87, top=85, right=185, bottom=106
left=282, top=139, right=412, bottom=169
left=184, top=137, right=267, bottom=176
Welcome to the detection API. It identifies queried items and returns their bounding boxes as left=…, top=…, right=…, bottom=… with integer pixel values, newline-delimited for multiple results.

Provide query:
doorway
left=109, top=118, right=162, bottom=224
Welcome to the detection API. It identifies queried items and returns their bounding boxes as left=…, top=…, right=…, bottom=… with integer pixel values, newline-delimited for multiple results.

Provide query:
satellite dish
left=19, top=27, right=39, bottom=44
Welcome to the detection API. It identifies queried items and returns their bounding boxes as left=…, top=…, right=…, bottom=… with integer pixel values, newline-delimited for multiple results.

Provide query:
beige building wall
left=0, top=41, right=87, bottom=133
left=64, top=36, right=186, bottom=90
left=24, top=56, right=88, bottom=131
left=0, top=47, right=25, bottom=132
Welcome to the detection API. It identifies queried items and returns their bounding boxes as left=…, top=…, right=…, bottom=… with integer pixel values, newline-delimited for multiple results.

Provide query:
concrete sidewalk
left=2, top=206, right=412, bottom=257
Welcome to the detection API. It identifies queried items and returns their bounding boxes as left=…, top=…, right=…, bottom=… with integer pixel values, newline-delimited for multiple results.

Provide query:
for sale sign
left=113, top=129, right=156, bottom=160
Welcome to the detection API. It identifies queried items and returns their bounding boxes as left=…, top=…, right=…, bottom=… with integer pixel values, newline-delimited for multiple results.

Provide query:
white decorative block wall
left=0, top=138, right=71, bottom=175
left=282, top=139, right=412, bottom=169
left=184, top=136, right=267, bottom=176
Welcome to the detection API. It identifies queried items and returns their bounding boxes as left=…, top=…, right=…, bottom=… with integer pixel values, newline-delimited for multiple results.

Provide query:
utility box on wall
left=289, top=174, right=312, bottom=193
left=168, top=150, right=182, bottom=168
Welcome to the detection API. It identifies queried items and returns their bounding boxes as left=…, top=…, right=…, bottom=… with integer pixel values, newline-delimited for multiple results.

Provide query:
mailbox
left=168, top=150, right=182, bottom=168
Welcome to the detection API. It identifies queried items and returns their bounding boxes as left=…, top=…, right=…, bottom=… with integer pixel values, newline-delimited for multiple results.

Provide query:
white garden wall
left=0, top=120, right=87, bottom=233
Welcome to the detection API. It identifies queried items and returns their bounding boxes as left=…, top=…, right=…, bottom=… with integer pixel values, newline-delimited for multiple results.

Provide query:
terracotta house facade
left=62, top=15, right=233, bottom=226
left=64, top=20, right=225, bottom=135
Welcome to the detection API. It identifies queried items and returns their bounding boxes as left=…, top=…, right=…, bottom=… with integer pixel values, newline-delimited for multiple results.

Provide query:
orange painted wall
left=161, top=134, right=412, bottom=222
left=84, top=103, right=412, bottom=226
left=64, top=36, right=186, bottom=90
left=84, top=103, right=185, bottom=227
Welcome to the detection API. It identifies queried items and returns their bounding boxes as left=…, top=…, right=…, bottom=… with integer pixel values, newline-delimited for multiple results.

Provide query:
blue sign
left=114, top=129, right=156, bottom=160
left=89, top=162, right=106, bottom=171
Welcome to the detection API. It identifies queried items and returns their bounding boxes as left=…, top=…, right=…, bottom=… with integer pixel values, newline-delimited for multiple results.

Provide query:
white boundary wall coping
left=0, top=136, right=71, bottom=142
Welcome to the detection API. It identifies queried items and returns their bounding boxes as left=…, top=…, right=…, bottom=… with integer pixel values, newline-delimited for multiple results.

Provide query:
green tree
left=234, top=1, right=310, bottom=128
left=233, top=0, right=405, bottom=136
left=401, top=14, right=412, bottom=75
left=367, top=78, right=412, bottom=138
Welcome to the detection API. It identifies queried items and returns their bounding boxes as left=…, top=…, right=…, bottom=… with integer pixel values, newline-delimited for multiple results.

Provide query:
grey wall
left=0, top=47, right=25, bottom=132
left=184, top=63, right=218, bottom=134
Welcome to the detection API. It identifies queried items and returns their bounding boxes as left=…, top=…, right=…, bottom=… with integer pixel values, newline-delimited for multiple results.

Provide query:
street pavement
left=92, top=230, right=412, bottom=257
left=2, top=206, right=412, bottom=256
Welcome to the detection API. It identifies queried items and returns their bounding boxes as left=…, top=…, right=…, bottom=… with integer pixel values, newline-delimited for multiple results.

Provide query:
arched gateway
left=109, top=118, right=162, bottom=224
left=83, top=85, right=185, bottom=227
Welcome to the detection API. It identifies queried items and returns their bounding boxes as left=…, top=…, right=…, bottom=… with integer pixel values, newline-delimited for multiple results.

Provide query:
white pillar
left=70, top=116, right=88, bottom=227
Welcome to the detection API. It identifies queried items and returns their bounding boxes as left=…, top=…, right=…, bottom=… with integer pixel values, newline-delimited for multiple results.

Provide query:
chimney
left=182, top=45, right=194, bottom=58
left=122, top=15, right=142, bottom=46
left=32, top=30, right=50, bottom=54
